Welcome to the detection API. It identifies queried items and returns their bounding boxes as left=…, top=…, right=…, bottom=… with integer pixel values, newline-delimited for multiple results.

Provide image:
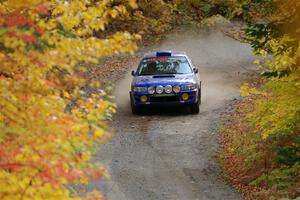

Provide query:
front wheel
left=198, top=87, right=201, bottom=104
left=190, top=88, right=200, bottom=114
left=190, top=103, right=199, bottom=114
left=131, top=101, right=138, bottom=115
left=130, top=93, right=140, bottom=115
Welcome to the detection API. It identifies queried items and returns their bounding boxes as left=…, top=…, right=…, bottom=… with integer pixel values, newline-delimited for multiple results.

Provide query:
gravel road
left=86, top=25, right=256, bottom=200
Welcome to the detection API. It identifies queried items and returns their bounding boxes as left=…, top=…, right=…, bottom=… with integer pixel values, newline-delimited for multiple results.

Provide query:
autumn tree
left=0, top=0, right=139, bottom=199
left=222, top=0, right=299, bottom=199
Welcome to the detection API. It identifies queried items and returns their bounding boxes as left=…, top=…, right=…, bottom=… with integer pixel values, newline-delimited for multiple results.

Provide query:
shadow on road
left=134, top=106, right=197, bottom=116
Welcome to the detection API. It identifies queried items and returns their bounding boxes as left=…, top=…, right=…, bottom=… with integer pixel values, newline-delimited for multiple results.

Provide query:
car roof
left=143, top=51, right=187, bottom=58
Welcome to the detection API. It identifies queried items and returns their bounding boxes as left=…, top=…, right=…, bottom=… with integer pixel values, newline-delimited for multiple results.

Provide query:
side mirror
left=131, top=70, right=135, bottom=76
left=193, top=68, right=198, bottom=73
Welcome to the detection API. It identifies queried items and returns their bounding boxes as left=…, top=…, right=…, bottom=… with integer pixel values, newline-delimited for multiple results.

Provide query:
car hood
left=132, top=74, right=196, bottom=86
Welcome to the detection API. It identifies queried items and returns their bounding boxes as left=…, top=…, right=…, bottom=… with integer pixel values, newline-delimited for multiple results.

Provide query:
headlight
left=148, top=86, right=155, bottom=94
left=156, top=85, right=164, bottom=94
left=165, top=85, right=172, bottom=93
left=173, top=85, right=180, bottom=93
left=181, top=84, right=197, bottom=91
left=133, top=86, right=147, bottom=92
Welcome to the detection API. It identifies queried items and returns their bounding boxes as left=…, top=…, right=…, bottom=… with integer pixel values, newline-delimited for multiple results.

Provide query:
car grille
left=149, top=95, right=180, bottom=102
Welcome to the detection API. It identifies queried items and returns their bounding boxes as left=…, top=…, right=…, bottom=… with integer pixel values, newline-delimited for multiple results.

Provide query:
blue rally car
left=130, top=51, right=201, bottom=114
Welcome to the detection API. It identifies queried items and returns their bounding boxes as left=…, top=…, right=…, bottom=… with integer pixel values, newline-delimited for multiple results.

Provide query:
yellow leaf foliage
left=242, top=0, right=300, bottom=140
left=0, top=0, right=137, bottom=199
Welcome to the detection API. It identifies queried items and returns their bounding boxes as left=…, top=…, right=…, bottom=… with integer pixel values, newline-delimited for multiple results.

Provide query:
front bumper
left=130, top=91, right=198, bottom=107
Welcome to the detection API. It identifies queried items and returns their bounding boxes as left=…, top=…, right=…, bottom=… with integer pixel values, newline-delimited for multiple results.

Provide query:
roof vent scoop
left=156, top=51, right=172, bottom=57
left=153, top=75, right=175, bottom=78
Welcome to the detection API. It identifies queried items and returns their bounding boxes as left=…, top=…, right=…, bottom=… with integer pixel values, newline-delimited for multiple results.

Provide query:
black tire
left=130, top=93, right=140, bottom=115
left=131, top=103, right=139, bottom=115
left=190, top=88, right=200, bottom=114
left=198, top=82, right=202, bottom=105
left=198, top=87, right=201, bottom=105
left=190, top=103, right=199, bottom=114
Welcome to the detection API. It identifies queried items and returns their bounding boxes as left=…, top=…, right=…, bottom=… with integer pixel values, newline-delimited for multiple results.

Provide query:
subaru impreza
left=130, top=51, right=201, bottom=114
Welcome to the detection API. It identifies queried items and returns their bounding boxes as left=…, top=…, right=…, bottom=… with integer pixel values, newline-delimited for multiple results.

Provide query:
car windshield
left=137, top=56, right=192, bottom=75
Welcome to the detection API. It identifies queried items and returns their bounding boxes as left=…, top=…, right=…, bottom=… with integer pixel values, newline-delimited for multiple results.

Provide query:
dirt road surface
left=85, top=26, right=256, bottom=200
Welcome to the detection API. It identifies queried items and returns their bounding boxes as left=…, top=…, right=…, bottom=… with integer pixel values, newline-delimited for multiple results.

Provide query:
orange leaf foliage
left=0, top=0, right=138, bottom=199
